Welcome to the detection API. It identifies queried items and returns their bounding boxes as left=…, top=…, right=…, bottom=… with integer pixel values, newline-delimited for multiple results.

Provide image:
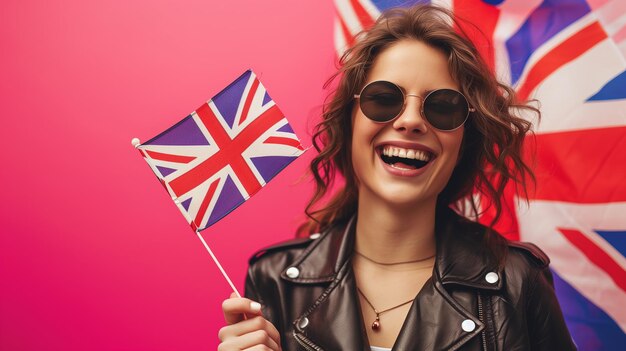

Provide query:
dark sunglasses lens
left=423, top=89, right=469, bottom=130
left=359, top=81, right=404, bottom=122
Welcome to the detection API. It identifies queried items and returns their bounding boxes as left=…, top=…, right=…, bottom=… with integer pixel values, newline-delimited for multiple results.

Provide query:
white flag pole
left=132, top=137, right=242, bottom=298
left=196, top=230, right=242, bottom=298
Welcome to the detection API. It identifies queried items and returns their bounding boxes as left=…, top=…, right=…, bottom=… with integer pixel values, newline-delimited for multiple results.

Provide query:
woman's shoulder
left=244, top=234, right=320, bottom=300
left=245, top=217, right=354, bottom=290
left=444, top=208, right=550, bottom=271
left=506, top=240, right=550, bottom=269
left=247, top=217, right=353, bottom=271
left=501, top=239, right=553, bottom=295
left=248, top=233, right=320, bottom=268
left=450, top=210, right=548, bottom=263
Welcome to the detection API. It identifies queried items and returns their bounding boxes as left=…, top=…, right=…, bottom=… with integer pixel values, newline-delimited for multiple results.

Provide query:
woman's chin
left=360, top=183, right=439, bottom=210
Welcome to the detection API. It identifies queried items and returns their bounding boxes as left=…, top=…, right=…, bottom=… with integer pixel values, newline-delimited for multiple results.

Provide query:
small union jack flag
left=136, top=70, right=304, bottom=232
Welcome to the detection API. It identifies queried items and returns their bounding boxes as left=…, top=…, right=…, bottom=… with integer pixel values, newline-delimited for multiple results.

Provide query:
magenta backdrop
left=0, top=1, right=335, bottom=349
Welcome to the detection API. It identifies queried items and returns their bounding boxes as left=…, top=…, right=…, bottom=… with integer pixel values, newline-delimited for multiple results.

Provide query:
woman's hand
left=218, top=293, right=282, bottom=351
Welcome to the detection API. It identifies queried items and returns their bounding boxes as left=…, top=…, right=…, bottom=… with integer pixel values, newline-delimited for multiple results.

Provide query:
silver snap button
left=461, top=319, right=476, bottom=332
left=309, top=233, right=321, bottom=240
left=298, top=317, right=309, bottom=329
left=286, top=267, right=300, bottom=278
left=485, top=272, right=499, bottom=284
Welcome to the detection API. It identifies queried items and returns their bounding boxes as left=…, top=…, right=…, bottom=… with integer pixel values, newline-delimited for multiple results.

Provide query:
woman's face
left=351, top=39, right=464, bottom=209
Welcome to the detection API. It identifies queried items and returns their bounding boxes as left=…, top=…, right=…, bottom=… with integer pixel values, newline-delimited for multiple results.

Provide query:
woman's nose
left=392, top=95, right=429, bottom=134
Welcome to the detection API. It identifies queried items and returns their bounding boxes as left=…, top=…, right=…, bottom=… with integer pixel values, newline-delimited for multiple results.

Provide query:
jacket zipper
left=293, top=330, right=321, bottom=351
left=478, top=292, right=488, bottom=351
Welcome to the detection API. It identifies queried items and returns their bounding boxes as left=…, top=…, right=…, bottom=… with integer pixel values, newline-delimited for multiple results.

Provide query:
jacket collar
left=434, top=208, right=504, bottom=290
left=280, top=215, right=356, bottom=283
left=282, top=207, right=503, bottom=291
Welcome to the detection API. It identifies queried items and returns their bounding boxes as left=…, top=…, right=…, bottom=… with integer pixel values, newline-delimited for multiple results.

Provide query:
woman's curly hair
left=300, top=4, right=538, bottom=239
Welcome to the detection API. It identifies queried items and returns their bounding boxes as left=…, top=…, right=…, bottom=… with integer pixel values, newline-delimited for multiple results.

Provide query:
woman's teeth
left=381, top=145, right=431, bottom=161
left=379, top=145, right=432, bottom=170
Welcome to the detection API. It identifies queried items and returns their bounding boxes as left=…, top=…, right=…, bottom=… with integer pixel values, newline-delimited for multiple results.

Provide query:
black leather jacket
left=245, top=209, right=577, bottom=350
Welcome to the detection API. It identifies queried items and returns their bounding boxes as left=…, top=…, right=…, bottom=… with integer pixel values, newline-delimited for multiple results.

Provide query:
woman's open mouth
left=378, top=145, right=433, bottom=171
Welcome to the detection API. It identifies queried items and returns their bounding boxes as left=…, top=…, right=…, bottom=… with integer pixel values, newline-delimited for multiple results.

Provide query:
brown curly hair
left=300, top=4, right=537, bottom=237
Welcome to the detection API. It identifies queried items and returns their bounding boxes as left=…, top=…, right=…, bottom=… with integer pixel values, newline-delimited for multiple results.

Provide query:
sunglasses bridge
left=401, top=94, right=429, bottom=120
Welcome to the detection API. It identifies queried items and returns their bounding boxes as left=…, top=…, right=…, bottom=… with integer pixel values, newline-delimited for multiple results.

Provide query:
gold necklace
left=357, top=287, right=414, bottom=331
left=355, top=250, right=435, bottom=266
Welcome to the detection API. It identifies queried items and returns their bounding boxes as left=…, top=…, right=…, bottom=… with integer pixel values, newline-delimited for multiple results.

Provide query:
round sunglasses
left=354, top=80, right=475, bottom=131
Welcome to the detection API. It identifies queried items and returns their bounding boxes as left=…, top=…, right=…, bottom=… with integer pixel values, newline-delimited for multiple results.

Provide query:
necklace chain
left=357, top=287, right=414, bottom=331
left=355, top=250, right=435, bottom=266
left=353, top=251, right=434, bottom=330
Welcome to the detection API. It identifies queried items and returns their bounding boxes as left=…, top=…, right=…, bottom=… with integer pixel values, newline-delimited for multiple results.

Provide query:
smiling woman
left=351, top=39, right=465, bottom=212
left=217, top=4, right=577, bottom=351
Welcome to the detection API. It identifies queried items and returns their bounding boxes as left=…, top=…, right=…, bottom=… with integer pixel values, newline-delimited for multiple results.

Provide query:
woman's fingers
left=219, top=294, right=281, bottom=350
left=222, top=294, right=263, bottom=325
left=242, top=345, right=276, bottom=351
left=218, top=316, right=281, bottom=346
left=218, top=328, right=281, bottom=351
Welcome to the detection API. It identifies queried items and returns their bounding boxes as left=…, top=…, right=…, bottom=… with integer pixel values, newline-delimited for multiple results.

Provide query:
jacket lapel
left=284, top=216, right=369, bottom=350
left=293, top=261, right=369, bottom=350
left=392, top=277, right=485, bottom=350
left=435, top=208, right=504, bottom=292
left=282, top=209, right=504, bottom=350
left=393, top=208, right=502, bottom=350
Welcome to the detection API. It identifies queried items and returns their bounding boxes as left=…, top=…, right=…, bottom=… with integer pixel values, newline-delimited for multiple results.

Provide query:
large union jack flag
left=335, top=0, right=626, bottom=349
left=137, top=70, right=304, bottom=232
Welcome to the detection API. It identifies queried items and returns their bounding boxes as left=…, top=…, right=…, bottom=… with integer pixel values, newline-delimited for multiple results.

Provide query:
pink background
left=0, top=1, right=336, bottom=349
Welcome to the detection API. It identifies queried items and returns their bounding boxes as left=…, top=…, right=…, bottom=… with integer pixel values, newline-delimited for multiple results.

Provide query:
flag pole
left=196, top=230, right=242, bottom=298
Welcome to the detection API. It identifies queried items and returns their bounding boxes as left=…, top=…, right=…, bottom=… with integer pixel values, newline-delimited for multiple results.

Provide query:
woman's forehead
left=365, top=40, right=458, bottom=92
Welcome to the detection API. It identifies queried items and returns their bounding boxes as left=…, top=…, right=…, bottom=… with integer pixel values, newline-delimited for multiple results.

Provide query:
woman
left=218, top=5, right=576, bottom=351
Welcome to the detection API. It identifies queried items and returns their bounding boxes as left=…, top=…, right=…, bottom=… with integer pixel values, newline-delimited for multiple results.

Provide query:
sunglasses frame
left=354, top=80, right=475, bottom=131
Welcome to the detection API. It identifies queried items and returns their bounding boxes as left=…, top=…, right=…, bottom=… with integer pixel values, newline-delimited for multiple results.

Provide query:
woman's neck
left=354, top=191, right=437, bottom=262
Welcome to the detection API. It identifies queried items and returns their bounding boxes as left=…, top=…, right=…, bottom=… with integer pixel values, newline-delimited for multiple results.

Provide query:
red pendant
left=372, top=319, right=381, bottom=331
